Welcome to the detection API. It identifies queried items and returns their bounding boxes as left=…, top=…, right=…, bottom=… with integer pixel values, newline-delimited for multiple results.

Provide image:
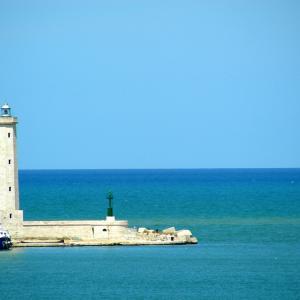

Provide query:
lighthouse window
left=9, top=213, right=12, bottom=219
left=8, top=132, right=11, bottom=138
left=8, top=159, right=11, bottom=164
left=102, top=229, right=107, bottom=232
left=9, top=187, right=12, bottom=191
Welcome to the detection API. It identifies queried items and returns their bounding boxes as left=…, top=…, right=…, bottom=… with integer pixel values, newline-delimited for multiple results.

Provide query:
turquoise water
left=1, top=169, right=300, bottom=299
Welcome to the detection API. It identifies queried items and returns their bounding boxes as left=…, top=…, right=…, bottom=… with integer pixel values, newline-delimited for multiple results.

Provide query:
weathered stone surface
left=22, top=220, right=129, bottom=240
left=162, top=227, right=176, bottom=234
left=12, top=225, right=198, bottom=246
left=177, top=229, right=192, bottom=237
left=13, top=234, right=198, bottom=247
left=0, top=116, right=24, bottom=239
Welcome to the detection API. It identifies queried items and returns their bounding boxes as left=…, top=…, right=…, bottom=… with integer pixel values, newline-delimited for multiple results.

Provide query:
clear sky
left=0, top=1, right=299, bottom=169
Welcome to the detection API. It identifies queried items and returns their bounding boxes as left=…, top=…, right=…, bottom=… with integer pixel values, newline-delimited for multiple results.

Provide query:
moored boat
left=0, top=225, right=13, bottom=250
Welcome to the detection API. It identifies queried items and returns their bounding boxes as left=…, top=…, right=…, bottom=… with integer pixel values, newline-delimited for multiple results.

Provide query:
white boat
left=0, top=224, right=13, bottom=250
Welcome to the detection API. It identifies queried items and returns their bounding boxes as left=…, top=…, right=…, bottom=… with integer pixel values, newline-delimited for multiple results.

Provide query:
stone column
left=0, top=104, right=23, bottom=238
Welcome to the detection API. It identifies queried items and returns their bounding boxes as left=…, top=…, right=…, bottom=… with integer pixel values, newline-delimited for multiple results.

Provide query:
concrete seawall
left=13, top=221, right=198, bottom=247
left=22, top=219, right=129, bottom=240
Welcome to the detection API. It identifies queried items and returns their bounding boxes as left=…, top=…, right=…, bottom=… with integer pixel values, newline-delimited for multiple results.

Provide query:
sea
left=0, top=169, right=300, bottom=299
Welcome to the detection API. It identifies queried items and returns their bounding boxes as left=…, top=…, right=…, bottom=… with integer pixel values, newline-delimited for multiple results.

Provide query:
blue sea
left=1, top=169, right=300, bottom=299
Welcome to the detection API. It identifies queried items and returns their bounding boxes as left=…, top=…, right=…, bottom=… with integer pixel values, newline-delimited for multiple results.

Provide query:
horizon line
left=19, top=167, right=300, bottom=171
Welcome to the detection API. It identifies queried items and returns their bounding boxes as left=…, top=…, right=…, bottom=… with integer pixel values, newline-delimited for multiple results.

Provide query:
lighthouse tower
left=0, top=103, right=23, bottom=237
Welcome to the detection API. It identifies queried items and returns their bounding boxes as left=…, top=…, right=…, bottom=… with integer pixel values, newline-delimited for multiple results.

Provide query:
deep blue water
left=1, top=169, right=300, bottom=299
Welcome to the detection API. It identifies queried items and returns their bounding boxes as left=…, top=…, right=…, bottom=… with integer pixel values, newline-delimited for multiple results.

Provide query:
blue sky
left=0, top=1, right=299, bottom=169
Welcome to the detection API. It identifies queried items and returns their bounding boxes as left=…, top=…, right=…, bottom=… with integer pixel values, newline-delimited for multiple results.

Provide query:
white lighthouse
left=0, top=103, right=23, bottom=237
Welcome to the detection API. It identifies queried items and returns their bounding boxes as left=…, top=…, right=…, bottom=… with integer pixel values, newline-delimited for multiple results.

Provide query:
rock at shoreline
left=162, top=227, right=176, bottom=234
left=177, top=229, right=192, bottom=237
